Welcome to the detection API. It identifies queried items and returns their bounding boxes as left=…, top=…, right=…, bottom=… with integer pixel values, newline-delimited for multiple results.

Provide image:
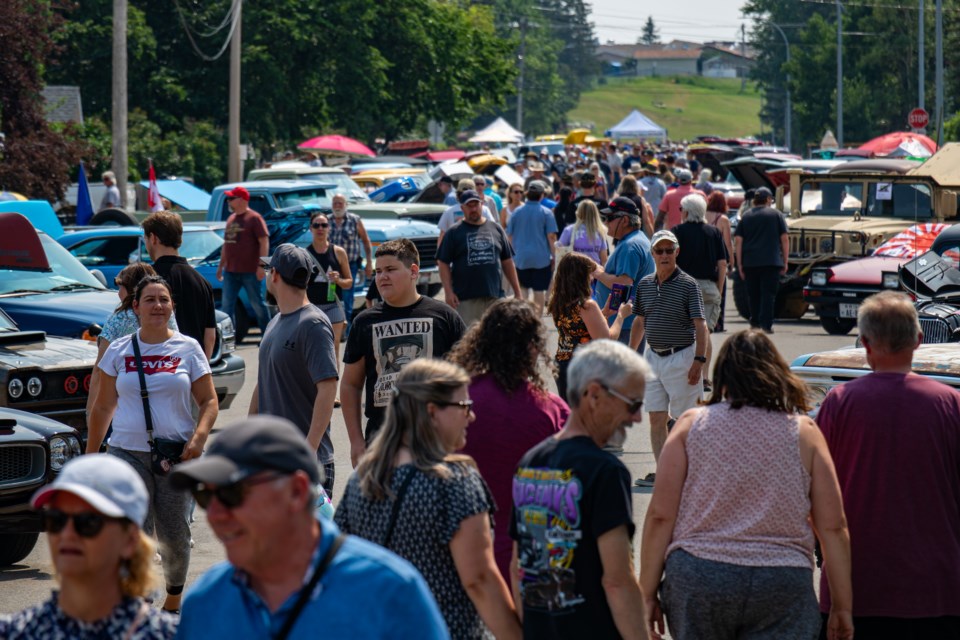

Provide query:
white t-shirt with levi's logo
left=99, top=330, right=211, bottom=452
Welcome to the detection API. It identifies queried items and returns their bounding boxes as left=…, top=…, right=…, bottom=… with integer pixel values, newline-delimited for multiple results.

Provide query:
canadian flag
left=147, top=161, right=164, bottom=212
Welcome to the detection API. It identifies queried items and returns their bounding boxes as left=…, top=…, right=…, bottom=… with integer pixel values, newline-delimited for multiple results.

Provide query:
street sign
left=909, top=108, right=930, bottom=130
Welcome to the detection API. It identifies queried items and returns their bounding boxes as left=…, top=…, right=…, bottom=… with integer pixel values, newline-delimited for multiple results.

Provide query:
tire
left=0, top=532, right=39, bottom=567
left=731, top=273, right=751, bottom=320
left=820, top=316, right=856, bottom=335
left=89, top=207, right=139, bottom=226
left=234, top=304, right=250, bottom=344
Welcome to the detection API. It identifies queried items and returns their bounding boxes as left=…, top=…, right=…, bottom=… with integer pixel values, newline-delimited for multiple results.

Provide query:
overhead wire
left=172, top=0, right=241, bottom=61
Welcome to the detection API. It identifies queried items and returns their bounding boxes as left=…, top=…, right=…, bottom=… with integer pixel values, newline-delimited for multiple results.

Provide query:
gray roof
left=42, top=86, right=83, bottom=124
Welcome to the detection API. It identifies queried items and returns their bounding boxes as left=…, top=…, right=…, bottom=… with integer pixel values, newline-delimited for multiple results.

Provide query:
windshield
left=300, top=173, right=370, bottom=202
left=799, top=181, right=863, bottom=215
left=865, top=182, right=934, bottom=219
left=0, top=234, right=106, bottom=295
left=275, top=188, right=334, bottom=209
left=180, top=229, right=224, bottom=262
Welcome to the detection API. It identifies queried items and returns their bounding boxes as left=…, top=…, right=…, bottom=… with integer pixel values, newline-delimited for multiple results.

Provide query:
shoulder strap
left=274, top=532, right=347, bottom=640
left=130, top=335, right=155, bottom=443
left=382, top=468, right=417, bottom=549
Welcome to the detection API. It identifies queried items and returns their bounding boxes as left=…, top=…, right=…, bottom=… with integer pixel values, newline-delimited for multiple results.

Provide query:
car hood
left=824, top=255, right=906, bottom=285
left=0, top=290, right=115, bottom=337
left=364, top=218, right=439, bottom=241
left=797, top=344, right=960, bottom=377
left=0, top=334, right=97, bottom=368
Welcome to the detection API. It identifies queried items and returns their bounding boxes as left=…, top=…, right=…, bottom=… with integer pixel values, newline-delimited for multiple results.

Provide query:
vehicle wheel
left=731, top=273, right=751, bottom=320
left=774, top=275, right=809, bottom=319
left=820, top=316, right=856, bottom=335
left=89, top=208, right=139, bottom=226
left=0, top=532, right=39, bottom=567
left=235, top=305, right=250, bottom=344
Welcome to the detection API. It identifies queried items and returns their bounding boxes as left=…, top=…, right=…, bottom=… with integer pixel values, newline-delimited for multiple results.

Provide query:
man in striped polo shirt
left=629, top=229, right=708, bottom=487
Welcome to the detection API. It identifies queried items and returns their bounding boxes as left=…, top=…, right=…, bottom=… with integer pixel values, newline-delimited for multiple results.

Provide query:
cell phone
left=609, top=283, right=629, bottom=308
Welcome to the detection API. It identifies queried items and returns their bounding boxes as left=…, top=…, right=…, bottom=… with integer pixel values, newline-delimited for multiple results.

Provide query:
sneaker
left=703, top=379, right=712, bottom=393
left=634, top=472, right=656, bottom=487
left=334, top=398, right=342, bottom=408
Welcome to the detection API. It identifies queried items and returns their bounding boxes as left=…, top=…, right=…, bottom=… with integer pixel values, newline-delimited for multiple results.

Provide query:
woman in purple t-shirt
left=449, top=299, right=569, bottom=582
left=556, top=200, right=609, bottom=265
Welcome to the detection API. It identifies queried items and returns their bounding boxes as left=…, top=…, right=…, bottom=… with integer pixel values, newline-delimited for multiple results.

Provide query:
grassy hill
left=568, top=76, right=763, bottom=141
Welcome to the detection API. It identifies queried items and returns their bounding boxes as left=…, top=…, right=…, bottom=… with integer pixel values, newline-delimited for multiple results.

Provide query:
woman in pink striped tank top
left=639, top=330, right=854, bottom=640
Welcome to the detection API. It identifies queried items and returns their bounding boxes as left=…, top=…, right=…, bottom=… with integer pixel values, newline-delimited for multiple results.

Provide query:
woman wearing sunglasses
left=306, top=211, right=353, bottom=373
left=335, top=359, right=521, bottom=639
left=87, top=276, right=218, bottom=615
left=0, top=454, right=177, bottom=638
left=500, top=182, right=525, bottom=227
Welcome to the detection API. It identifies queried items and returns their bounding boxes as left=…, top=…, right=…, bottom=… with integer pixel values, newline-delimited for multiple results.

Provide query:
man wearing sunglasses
left=217, top=186, right=271, bottom=335
left=630, top=230, right=708, bottom=488
left=591, top=197, right=654, bottom=349
left=171, top=416, right=447, bottom=639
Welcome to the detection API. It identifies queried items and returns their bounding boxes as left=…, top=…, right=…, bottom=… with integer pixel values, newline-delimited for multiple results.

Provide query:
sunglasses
left=311, top=222, right=330, bottom=229
left=435, top=399, right=474, bottom=414
left=511, top=190, right=523, bottom=194
left=600, top=383, right=644, bottom=414
left=43, top=509, right=125, bottom=538
left=191, top=472, right=285, bottom=510
left=653, top=247, right=676, bottom=255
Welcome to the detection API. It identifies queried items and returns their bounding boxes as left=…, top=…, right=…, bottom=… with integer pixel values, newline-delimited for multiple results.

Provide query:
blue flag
left=76, top=163, right=94, bottom=225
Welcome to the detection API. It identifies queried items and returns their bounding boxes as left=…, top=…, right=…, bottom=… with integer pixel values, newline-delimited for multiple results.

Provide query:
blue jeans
left=222, top=271, right=270, bottom=331
left=343, top=260, right=363, bottom=333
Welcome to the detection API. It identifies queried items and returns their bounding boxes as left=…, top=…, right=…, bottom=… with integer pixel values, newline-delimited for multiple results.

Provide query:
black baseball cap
left=170, top=416, right=321, bottom=489
left=600, top=196, right=640, bottom=217
left=754, top=186, right=774, bottom=201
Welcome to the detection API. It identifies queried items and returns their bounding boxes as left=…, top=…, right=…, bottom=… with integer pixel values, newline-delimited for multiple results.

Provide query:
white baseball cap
left=32, top=454, right=148, bottom=526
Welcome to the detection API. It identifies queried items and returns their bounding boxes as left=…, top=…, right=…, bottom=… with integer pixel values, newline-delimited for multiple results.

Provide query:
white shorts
left=644, top=346, right=702, bottom=415
left=697, top=279, right=721, bottom=329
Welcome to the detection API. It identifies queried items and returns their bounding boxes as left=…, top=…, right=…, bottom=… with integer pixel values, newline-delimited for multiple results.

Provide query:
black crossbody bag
left=131, top=336, right=185, bottom=476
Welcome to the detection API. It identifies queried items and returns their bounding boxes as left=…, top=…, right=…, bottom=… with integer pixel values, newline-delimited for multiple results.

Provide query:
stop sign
left=909, top=108, right=929, bottom=129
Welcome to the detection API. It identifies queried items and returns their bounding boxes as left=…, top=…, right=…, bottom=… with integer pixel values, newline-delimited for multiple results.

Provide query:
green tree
left=639, top=16, right=660, bottom=45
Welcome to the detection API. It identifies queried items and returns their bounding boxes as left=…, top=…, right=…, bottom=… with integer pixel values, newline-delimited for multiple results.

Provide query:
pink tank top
left=667, top=403, right=815, bottom=568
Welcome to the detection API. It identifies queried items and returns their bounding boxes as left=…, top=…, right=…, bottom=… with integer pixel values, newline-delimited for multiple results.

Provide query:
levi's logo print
left=371, top=318, right=435, bottom=407
left=513, top=467, right=585, bottom=611
left=467, top=232, right=497, bottom=266
left=124, top=355, right=181, bottom=374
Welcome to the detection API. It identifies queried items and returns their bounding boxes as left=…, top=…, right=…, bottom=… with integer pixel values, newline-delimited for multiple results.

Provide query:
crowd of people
left=2, top=146, right=959, bottom=640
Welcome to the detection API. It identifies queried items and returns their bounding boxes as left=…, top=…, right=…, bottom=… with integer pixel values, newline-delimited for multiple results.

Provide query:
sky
left=590, top=0, right=750, bottom=45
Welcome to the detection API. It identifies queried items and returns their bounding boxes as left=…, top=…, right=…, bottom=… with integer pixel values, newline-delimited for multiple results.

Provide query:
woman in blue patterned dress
left=0, top=454, right=177, bottom=639
left=335, top=359, right=521, bottom=639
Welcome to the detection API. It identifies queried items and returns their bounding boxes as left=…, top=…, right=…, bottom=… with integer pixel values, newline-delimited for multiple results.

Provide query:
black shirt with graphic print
left=437, top=220, right=513, bottom=301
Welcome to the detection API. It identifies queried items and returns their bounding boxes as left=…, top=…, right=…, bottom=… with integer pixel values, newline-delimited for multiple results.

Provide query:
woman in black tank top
left=307, top=212, right=354, bottom=371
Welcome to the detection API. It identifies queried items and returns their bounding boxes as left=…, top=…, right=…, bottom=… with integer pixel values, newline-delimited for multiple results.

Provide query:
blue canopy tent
left=605, top=110, right=667, bottom=143
left=137, top=179, right=211, bottom=211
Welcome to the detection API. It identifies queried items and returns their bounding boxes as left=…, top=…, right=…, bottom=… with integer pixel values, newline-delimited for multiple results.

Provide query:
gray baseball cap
left=677, top=169, right=694, bottom=184
left=261, top=243, right=318, bottom=289
left=651, top=229, right=680, bottom=248
left=32, top=454, right=149, bottom=526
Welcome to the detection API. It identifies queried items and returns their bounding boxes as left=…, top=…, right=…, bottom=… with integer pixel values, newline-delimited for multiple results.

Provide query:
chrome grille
left=0, top=444, right=44, bottom=487
left=920, top=317, right=952, bottom=344
left=411, top=238, right=438, bottom=270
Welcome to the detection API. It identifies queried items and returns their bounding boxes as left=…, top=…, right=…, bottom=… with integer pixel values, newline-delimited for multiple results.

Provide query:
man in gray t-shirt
left=251, top=244, right=339, bottom=494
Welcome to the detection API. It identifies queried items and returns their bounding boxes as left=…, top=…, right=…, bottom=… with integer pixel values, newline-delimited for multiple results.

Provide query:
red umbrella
left=298, top=135, right=375, bottom=157
left=858, top=132, right=938, bottom=157
left=873, top=223, right=949, bottom=259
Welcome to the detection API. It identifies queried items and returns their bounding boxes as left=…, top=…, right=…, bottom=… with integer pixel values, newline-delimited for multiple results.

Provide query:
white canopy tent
left=469, top=117, right=524, bottom=144
left=605, top=109, right=667, bottom=142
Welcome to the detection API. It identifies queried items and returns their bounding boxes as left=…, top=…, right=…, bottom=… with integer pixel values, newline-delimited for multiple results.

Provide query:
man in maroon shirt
left=816, top=290, right=960, bottom=639
left=216, top=186, right=271, bottom=334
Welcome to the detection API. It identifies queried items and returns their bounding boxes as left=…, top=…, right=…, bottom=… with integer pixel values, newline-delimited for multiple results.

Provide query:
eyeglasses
left=653, top=247, right=676, bottom=255
left=311, top=222, right=330, bottom=229
left=434, top=399, right=474, bottom=414
left=42, top=509, right=125, bottom=538
left=600, top=383, right=644, bottom=414
left=191, top=473, right=285, bottom=510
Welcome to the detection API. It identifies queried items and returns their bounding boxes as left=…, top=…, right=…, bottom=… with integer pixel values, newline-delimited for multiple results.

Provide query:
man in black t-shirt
left=143, top=211, right=216, bottom=357
left=510, top=340, right=649, bottom=639
left=341, top=239, right=466, bottom=466
left=437, top=190, right=521, bottom=326
left=734, top=187, right=788, bottom=333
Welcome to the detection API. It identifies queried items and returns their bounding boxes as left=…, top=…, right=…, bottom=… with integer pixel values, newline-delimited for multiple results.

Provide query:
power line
left=172, top=0, right=241, bottom=61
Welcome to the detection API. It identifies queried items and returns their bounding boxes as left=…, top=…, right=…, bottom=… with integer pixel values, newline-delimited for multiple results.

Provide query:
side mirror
left=90, top=269, right=108, bottom=288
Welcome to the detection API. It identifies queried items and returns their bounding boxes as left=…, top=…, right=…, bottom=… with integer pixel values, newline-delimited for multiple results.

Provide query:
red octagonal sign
left=909, top=108, right=929, bottom=129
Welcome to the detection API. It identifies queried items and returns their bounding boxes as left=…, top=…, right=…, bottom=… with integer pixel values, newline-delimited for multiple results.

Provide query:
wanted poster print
left=372, top=318, right=436, bottom=407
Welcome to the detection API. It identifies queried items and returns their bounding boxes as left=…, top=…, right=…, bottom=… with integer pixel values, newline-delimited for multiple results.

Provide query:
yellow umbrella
left=0, top=192, right=27, bottom=202
left=584, top=136, right=611, bottom=148
left=563, top=129, right=591, bottom=145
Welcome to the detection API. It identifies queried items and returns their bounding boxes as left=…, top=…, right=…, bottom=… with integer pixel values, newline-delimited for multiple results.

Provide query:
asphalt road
left=0, top=292, right=856, bottom=615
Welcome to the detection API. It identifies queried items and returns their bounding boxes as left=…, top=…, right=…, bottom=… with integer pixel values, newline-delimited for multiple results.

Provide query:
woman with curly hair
left=448, top=299, right=569, bottom=581
left=547, top=253, right=632, bottom=400
left=640, top=330, right=853, bottom=640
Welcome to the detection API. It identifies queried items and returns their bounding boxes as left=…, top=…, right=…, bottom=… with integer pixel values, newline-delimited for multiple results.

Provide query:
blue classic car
left=0, top=213, right=244, bottom=409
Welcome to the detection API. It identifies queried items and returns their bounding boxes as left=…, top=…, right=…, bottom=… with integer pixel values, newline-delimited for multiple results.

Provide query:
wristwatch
left=693, top=355, right=707, bottom=363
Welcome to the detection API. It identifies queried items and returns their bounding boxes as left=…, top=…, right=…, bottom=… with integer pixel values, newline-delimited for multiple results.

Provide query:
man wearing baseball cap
left=217, top=185, right=271, bottom=336
left=630, top=229, right=708, bottom=487
left=506, top=180, right=558, bottom=316
left=171, top=416, right=446, bottom=638
left=655, top=168, right=705, bottom=232
left=592, top=197, right=654, bottom=350
left=250, top=243, right=339, bottom=495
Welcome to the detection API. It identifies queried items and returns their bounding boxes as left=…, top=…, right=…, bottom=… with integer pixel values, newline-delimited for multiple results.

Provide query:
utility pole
left=516, top=18, right=527, bottom=134
left=768, top=23, right=792, bottom=152
left=919, top=0, right=924, bottom=114
left=111, top=0, right=128, bottom=207
left=740, top=24, right=746, bottom=92
left=228, top=0, right=242, bottom=182
left=836, top=0, right=843, bottom=147
left=935, top=0, right=943, bottom=144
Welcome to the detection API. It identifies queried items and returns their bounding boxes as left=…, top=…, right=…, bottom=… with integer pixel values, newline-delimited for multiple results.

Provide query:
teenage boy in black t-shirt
left=341, top=239, right=466, bottom=467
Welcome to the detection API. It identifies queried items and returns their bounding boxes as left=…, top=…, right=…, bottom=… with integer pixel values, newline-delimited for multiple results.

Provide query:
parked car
left=0, top=212, right=244, bottom=409
left=0, top=408, right=84, bottom=566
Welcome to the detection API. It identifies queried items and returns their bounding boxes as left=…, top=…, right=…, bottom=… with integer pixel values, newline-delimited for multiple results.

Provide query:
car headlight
left=805, top=385, right=829, bottom=414
left=49, top=437, right=69, bottom=472
left=810, top=271, right=828, bottom=287
left=882, top=271, right=899, bottom=289
left=27, top=376, right=43, bottom=397
left=820, top=238, right=834, bottom=253
left=8, top=378, right=23, bottom=399
left=219, top=316, right=236, bottom=354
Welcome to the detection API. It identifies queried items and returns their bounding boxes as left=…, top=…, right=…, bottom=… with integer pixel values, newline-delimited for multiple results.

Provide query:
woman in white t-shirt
left=87, top=275, right=218, bottom=615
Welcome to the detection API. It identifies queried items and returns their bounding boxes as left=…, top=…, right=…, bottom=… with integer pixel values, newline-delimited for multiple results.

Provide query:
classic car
left=0, top=212, right=244, bottom=410
left=0, top=408, right=83, bottom=566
